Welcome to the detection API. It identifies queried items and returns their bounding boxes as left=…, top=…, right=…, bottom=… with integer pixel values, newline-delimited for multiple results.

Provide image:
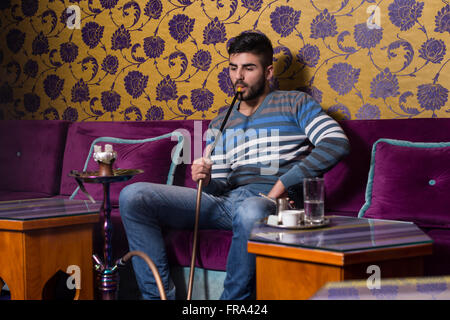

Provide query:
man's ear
left=266, top=64, right=274, bottom=81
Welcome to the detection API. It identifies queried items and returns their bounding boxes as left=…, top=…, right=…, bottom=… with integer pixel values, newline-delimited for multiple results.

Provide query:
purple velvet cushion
left=0, top=120, right=70, bottom=195
left=59, top=121, right=187, bottom=205
left=325, top=119, right=450, bottom=214
left=75, top=140, right=180, bottom=204
left=359, top=139, right=450, bottom=228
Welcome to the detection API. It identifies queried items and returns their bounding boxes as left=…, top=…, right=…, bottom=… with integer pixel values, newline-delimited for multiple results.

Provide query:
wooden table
left=248, top=216, right=433, bottom=300
left=0, top=198, right=100, bottom=300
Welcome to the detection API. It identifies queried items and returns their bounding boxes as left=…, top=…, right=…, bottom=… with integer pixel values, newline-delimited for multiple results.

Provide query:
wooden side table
left=0, top=198, right=100, bottom=300
left=248, top=216, right=433, bottom=300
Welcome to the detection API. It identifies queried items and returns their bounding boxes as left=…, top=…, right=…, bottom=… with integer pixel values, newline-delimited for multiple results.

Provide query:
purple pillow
left=60, top=125, right=183, bottom=205
left=73, top=139, right=182, bottom=204
left=358, top=139, right=450, bottom=228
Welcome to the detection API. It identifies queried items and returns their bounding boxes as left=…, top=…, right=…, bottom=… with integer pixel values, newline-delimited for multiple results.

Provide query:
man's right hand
left=191, top=157, right=213, bottom=185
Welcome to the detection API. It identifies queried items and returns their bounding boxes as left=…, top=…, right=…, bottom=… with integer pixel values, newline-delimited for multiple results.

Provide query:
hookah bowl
left=93, top=144, right=117, bottom=176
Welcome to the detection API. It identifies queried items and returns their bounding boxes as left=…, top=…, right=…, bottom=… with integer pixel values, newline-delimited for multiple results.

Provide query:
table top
left=0, top=198, right=101, bottom=221
left=249, top=215, right=433, bottom=253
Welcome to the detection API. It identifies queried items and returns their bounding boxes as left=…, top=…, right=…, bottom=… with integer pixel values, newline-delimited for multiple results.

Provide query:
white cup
left=281, top=210, right=304, bottom=227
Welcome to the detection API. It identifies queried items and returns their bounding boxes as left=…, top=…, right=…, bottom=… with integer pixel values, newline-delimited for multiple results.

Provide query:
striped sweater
left=203, top=90, right=350, bottom=195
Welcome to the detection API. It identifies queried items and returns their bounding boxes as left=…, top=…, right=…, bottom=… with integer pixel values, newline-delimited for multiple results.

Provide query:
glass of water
left=303, top=177, right=325, bottom=224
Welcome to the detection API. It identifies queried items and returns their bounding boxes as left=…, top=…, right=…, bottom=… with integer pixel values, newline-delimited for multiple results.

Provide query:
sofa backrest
left=4, top=118, right=448, bottom=214
left=167, top=118, right=450, bottom=216
left=324, top=118, right=450, bottom=214
left=0, top=120, right=70, bottom=196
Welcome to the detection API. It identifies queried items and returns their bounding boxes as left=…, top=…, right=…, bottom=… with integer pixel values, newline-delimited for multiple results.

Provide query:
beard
left=235, top=77, right=266, bottom=101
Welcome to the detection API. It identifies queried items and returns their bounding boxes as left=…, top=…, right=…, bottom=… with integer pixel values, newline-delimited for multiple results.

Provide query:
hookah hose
left=116, top=251, right=167, bottom=300
left=187, top=87, right=241, bottom=300
left=115, top=88, right=241, bottom=301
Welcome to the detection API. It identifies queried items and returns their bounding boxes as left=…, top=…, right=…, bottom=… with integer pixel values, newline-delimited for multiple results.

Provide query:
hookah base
left=95, top=269, right=119, bottom=300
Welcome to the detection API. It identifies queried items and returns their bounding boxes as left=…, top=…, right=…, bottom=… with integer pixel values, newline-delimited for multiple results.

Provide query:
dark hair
left=227, top=32, right=273, bottom=68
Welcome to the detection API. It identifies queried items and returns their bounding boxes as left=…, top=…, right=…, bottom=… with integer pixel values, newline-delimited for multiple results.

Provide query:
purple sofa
left=1, top=118, right=450, bottom=299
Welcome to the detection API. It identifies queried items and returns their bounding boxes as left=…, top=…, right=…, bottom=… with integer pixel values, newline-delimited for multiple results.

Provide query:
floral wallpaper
left=0, top=0, right=448, bottom=121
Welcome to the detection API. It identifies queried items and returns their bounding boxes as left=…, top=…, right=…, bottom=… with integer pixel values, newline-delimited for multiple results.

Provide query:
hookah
left=71, top=88, right=241, bottom=300
left=70, top=144, right=167, bottom=300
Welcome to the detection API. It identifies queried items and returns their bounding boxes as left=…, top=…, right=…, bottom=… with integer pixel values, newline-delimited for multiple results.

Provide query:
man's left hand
left=267, top=180, right=287, bottom=199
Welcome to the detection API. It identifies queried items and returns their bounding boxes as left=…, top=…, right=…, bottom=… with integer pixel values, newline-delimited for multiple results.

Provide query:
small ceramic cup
left=281, top=210, right=304, bottom=227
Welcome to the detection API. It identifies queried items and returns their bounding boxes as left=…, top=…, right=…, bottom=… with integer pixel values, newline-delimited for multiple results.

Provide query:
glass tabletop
left=0, top=198, right=102, bottom=221
left=249, top=215, right=433, bottom=253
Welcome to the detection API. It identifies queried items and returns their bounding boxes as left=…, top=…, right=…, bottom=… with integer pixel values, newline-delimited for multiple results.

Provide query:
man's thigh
left=135, top=182, right=233, bottom=230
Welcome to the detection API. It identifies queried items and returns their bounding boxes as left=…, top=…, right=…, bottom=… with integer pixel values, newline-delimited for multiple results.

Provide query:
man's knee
left=119, top=182, right=154, bottom=218
left=120, top=182, right=147, bottom=203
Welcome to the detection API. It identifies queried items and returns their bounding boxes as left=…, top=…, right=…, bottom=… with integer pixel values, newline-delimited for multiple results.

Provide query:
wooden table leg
left=0, top=231, right=26, bottom=299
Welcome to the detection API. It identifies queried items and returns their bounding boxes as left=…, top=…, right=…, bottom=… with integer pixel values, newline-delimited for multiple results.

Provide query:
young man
left=119, top=32, right=350, bottom=300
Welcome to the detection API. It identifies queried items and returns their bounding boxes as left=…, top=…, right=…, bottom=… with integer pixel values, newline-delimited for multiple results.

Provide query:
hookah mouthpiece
left=235, top=86, right=242, bottom=98
left=207, top=87, right=242, bottom=158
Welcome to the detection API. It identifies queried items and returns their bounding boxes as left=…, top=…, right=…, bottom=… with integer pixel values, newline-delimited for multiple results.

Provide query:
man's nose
left=236, top=68, right=244, bottom=80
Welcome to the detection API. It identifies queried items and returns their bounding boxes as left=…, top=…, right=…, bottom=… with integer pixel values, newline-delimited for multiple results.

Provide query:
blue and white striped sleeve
left=279, top=94, right=350, bottom=189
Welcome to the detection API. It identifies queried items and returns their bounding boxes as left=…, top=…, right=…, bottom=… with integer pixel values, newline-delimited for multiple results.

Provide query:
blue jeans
left=119, top=182, right=275, bottom=300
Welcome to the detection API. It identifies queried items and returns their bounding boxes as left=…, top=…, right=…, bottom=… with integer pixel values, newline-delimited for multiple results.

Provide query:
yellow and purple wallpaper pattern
left=0, top=0, right=449, bottom=121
